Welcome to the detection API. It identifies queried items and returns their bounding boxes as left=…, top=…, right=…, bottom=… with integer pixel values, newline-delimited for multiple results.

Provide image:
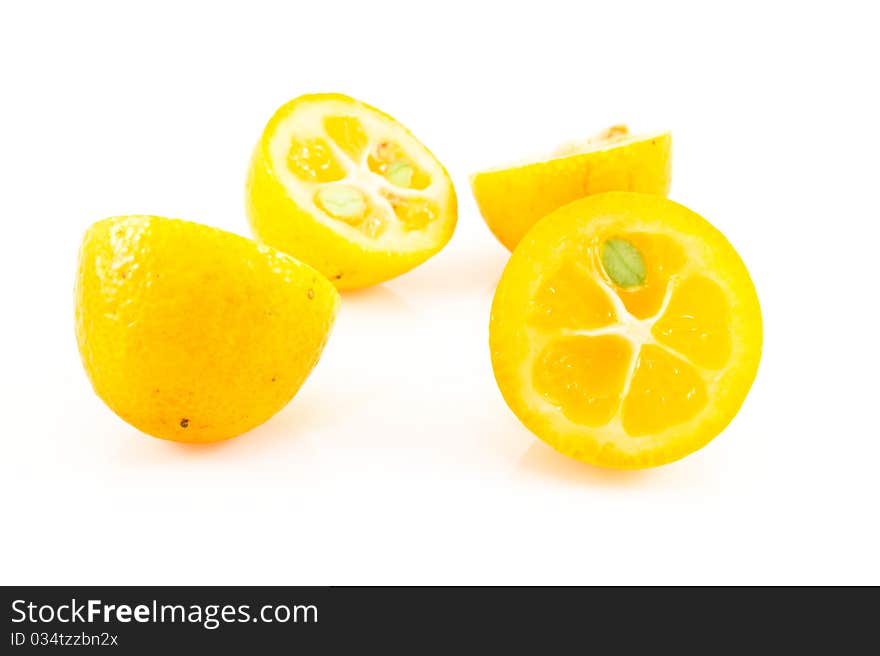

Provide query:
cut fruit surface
left=247, top=93, right=457, bottom=289
left=490, top=192, right=762, bottom=469
left=471, top=125, right=672, bottom=251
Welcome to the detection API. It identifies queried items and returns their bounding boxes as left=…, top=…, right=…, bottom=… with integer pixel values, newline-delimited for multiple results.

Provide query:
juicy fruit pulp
left=471, top=125, right=672, bottom=251
left=247, top=93, right=457, bottom=290
left=490, top=193, right=762, bottom=469
left=75, top=216, right=340, bottom=443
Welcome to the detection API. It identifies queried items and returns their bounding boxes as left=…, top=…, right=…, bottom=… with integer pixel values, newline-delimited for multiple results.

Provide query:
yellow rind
left=246, top=93, right=457, bottom=290
left=75, top=215, right=340, bottom=443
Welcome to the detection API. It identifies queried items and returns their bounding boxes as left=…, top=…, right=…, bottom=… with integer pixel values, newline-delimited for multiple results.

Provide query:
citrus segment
left=471, top=125, right=672, bottom=251
left=383, top=193, right=439, bottom=232
left=247, top=93, right=456, bottom=289
left=534, top=335, right=633, bottom=427
left=286, top=137, right=346, bottom=183
left=652, top=276, right=732, bottom=370
left=529, top=262, right=616, bottom=331
left=620, top=345, right=708, bottom=436
left=489, top=192, right=762, bottom=469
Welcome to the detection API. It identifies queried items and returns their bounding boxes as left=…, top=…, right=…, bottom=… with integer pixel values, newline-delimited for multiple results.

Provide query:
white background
left=1, top=1, right=878, bottom=585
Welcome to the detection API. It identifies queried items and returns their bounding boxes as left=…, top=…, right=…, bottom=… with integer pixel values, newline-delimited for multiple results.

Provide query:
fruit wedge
left=75, top=215, right=340, bottom=443
left=246, top=93, right=457, bottom=290
left=490, top=193, right=761, bottom=469
left=471, top=125, right=671, bottom=250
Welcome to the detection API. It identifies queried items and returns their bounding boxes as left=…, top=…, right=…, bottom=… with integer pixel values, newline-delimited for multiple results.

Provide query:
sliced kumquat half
left=471, top=124, right=671, bottom=251
left=489, top=192, right=762, bottom=469
left=247, top=93, right=457, bottom=289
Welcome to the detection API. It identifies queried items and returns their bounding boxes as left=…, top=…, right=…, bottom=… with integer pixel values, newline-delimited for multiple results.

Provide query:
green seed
left=316, top=185, right=367, bottom=220
left=386, top=160, right=414, bottom=188
left=602, top=238, right=646, bottom=288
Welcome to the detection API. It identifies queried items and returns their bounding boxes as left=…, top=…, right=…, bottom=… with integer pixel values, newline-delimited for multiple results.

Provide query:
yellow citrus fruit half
left=246, top=93, right=457, bottom=290
left=471, top=125, right=672, bottom=251
left=489, top=192, right=762, bottom=469
left=75, top=215, right=340, bottom=443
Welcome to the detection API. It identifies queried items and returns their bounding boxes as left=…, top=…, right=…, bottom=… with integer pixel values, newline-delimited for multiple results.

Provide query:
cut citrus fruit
left=246, top=93, right=457, bottom=290
left=75, top=215, right=340, bottom=443
left=471, top=125, right=672, bottom=251
left=489, top=192, right=761, bottom=469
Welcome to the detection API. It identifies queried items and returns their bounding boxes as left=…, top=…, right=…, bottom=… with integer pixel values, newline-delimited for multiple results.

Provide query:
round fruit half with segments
left=75, top=215, right=340, bottom=443
left=246, top=93, right=457, bottom=290
left=471, top=125, right=671, bottom=251
left=490, top=192, right=762, bottom=469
